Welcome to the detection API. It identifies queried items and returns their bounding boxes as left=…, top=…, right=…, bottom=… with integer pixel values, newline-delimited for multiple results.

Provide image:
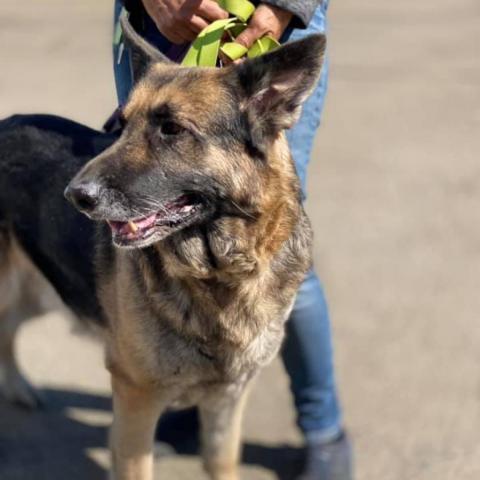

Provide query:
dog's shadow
left=156, top=408, right=303, bottom=480
left=0, top=388, right=110, bottom=480
left=0, top=389, right=301, bottom=480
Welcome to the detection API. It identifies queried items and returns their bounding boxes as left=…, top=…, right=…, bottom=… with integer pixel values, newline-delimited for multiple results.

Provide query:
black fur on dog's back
left=0, top=114, right=117, bottom=323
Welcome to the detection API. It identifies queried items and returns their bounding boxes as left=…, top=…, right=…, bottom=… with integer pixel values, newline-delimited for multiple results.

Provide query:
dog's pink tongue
left=134, top=214, right=157, bottom=230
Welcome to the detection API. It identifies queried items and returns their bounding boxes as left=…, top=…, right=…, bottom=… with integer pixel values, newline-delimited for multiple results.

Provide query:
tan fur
left=0, top=234, right=66, bottom=407
left=110, top=375, right=165, bottom=480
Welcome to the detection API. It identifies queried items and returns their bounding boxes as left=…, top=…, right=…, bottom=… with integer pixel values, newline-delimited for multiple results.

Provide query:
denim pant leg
left=281, top=3, right=342, bottom=441
left=112, top=0, right=341, bottom=441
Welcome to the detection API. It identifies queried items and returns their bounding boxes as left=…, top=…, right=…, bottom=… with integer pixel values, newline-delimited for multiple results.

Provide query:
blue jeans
left=113, top=0, right=341, bottom=441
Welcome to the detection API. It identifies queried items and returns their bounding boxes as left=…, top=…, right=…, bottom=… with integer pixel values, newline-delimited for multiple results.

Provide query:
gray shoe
left=296, top=431, right=353, bottom=480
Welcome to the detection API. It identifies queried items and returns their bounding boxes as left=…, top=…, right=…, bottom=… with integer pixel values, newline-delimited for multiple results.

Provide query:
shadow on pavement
left=155, top=408, right=303, bottom=480
left=0, top=390, right=301, bottom=480
left=242, top=443, right=303, bottom=480
left=0, top=388, right=110, bottom=480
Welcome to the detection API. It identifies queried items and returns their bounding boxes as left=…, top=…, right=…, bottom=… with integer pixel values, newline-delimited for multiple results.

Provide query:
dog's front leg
left=199, top=382, right=252, bottom=480
left=110, top=374, right=163, bottom=480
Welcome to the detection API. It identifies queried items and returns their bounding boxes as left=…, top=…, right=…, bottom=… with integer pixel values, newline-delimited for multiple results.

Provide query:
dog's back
left=0, top=114, right=115, bottom=321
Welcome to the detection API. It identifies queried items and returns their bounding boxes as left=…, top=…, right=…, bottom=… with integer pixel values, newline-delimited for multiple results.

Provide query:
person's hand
left=142, top=0, right=229, bottom=44
left=234, top=3, right=293, bottom=50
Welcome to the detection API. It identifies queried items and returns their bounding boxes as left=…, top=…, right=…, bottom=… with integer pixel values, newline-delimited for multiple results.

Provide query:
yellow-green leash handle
left=217, top=0, right=255, bottom=22
left=181, top=0, right=280, bottom=67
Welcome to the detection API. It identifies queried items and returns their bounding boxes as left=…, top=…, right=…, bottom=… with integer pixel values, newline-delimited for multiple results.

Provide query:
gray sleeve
left=260, top=0, right=322, bottom=28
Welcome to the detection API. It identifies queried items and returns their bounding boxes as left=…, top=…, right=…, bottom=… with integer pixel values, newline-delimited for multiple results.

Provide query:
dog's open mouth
left=107, top=194, right=204, bottom=248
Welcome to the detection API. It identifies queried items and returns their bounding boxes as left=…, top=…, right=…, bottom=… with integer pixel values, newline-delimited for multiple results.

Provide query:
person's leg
left=281, top=0, right=343, bottom=442
left=282, top=3, right=352, bottom=479
left=282, top=269, right=341, bottom=441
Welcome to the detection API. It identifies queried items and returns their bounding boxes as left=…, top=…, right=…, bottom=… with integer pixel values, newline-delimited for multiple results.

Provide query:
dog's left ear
left=120, top=15, right=173, bottom=82
left=232, top=34, right=326, bottom=143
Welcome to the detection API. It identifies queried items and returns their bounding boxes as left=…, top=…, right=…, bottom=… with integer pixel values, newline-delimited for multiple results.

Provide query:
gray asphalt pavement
left=0, top=1, right=479, bottom=479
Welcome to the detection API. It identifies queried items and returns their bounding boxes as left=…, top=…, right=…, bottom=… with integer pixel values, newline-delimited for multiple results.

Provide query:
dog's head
left=65, top=18, right=325, bottom=249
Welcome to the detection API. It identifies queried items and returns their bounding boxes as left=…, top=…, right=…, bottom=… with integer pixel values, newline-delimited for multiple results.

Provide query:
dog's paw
left=0, top=369, right=45, bottom=409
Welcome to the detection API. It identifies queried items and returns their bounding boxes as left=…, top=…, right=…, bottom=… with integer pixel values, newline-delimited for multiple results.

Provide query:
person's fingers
left=235, top=5, right=292, bottom=49
left=188, top=14, right=210, bottom=34
left=197, top=0, right=229, bottom=22
left=161, top=24, right=195, bottom=44
left=177, top=25, right=198, bottom=42
left=234, top=25, right=263, bottom=49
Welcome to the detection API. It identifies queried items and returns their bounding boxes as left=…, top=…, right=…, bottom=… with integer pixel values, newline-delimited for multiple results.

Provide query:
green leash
left=181, top=0, right=280, bottom=67
left=116, top=1, right=279, bottom=68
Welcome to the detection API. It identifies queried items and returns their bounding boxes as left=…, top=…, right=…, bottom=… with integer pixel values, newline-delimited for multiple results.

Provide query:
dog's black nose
left=64, top=182, right=101, bottom=213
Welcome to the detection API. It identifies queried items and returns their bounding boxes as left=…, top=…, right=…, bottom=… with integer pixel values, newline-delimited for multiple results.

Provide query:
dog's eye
left=160, top=120, right=184, bottom=136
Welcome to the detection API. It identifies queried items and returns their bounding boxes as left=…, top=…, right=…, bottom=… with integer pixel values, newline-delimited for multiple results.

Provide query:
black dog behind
left=0, top=114, right=114, bottom=322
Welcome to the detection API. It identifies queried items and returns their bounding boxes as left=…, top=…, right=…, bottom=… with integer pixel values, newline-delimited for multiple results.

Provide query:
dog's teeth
left=128, top=221, right=139, bottom=234
left=181, top=205, right=194, bottom=213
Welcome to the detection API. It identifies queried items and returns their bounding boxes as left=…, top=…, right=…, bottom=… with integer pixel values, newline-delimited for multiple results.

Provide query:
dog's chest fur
left=99, top=221, right=308, bottom=405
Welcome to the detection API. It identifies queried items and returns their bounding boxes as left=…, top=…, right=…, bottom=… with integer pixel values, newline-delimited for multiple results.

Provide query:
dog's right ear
left=228, top=34, right=326, bottom=150
left=120, top=14, right=173, bottom=82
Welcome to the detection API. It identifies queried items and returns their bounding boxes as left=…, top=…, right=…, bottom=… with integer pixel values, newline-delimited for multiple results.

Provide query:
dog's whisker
left=229, top=200, right=257, bottom=220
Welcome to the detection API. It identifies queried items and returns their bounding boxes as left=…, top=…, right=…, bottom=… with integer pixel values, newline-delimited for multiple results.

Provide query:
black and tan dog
left=0, top=18, right=324, bottom=480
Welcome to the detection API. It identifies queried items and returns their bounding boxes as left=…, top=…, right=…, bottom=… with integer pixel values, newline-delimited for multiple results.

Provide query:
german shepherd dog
left=0, top=17, right=324, bottom=480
